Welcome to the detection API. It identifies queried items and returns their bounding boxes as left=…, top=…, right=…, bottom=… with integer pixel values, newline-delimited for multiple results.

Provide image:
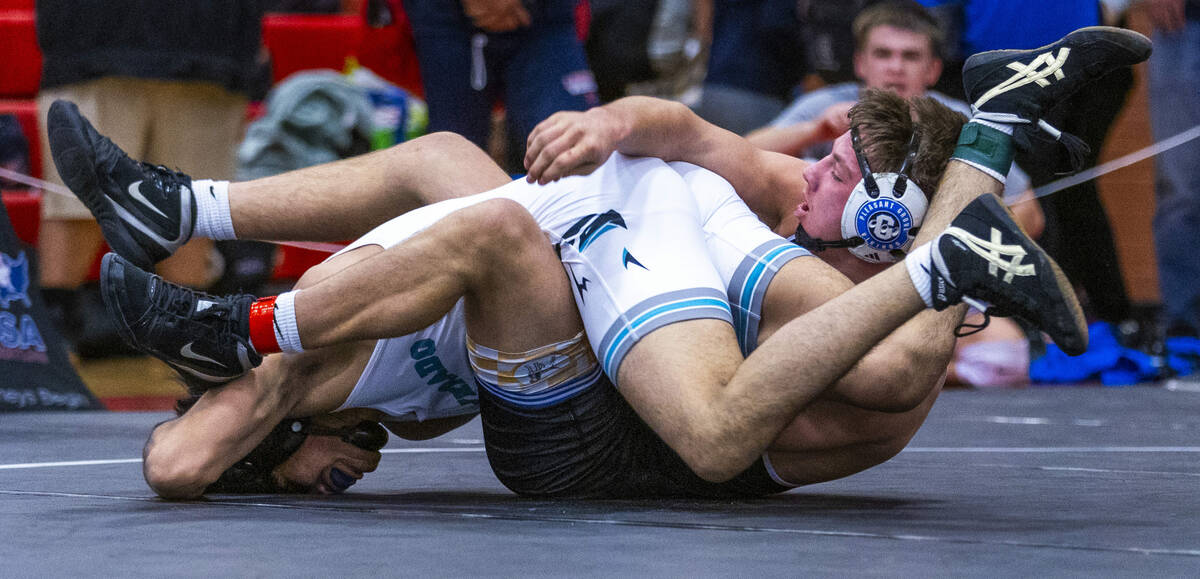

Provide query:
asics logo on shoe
left=127, top=181, right=170, bottom=220
left=945, top=226, right=1036, bottom=283
left=974, top=48, right=1070, bottom=109
left=180, top=341, right=225, bottom=368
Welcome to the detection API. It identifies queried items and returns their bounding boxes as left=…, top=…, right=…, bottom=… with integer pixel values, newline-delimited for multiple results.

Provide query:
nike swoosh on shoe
left=126, top=180, right=170, bottom=219
left=180, top=341, right=226, bottom=368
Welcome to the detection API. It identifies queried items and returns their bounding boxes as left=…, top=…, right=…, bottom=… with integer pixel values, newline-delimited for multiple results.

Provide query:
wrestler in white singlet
left=333, top=154, right=810, bottom=425
left=332, top=154, right=811, bottom=497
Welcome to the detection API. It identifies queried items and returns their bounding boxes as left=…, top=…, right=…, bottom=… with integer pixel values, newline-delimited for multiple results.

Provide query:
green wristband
left=952, top=122, right=1014, bottom=178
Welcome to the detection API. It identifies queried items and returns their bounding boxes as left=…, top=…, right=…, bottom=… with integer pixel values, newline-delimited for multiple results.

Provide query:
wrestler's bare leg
left=243, top=157, right=1005, bottom=485
left=762, top=383, right=942, bottom=486
left=228, top=132, right=511, bottom=241
left=49, top=98, right=513, bottom=266
left=292, top=198, right=583, bottom=355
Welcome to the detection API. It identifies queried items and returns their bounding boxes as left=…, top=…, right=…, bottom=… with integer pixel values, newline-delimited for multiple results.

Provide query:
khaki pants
left=38, top=76, right=247, bottom=219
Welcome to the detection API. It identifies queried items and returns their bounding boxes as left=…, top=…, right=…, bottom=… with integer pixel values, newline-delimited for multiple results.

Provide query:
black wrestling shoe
left=962, top=26, right=1151, bottom=169
left=928, top=194, right=1088, bottom=356
left=48, top=100, right=196, bottom=270
left=100, top=253, right=261, bottom=384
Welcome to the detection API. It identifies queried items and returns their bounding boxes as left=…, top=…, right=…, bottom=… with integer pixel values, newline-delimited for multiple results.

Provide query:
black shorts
left=479, top=380, right=791, bottom=499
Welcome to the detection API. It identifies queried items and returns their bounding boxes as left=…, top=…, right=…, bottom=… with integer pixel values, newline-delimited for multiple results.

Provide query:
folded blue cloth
left=1030, top=322, right=1198, bottom=386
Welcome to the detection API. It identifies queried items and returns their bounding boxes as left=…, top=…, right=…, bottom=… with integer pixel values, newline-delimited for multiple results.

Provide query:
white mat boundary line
left=6, top=446, right=1200, bottom=471
left=0, top=447, right=487, bottom=470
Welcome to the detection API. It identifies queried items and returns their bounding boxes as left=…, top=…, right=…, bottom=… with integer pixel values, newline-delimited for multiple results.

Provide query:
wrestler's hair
left=848, top=88, right=967, bottom=200
left=853, top=0, right=945, bottom=59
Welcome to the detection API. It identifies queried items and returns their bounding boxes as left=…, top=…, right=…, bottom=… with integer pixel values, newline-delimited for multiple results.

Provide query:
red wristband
left=248, top=296, right=281, bottom=354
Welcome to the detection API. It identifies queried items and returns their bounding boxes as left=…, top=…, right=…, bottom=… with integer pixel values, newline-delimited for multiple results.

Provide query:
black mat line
left=2, top=387, right=1199, bottom=576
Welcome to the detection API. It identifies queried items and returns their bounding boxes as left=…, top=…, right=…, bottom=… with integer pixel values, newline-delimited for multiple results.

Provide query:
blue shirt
left=917, top=0, right=1100, bottom=56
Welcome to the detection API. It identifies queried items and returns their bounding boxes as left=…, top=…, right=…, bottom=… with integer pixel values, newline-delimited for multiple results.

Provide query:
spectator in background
left=688, top=0, right=806, bottom=135
left=402, top=0, right=598, bottom=173
left=35, top=0, right=268, bottom=357
left=918, top=0, right=1138, bottom=336
left=1142, top=0, right=1200, bottom=344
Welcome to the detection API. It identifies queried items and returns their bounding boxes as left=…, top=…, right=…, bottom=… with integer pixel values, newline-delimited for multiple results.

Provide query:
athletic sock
left=904, top=241, right=935, bottom=308
left=950, top=122, right=1014, bottom=184
left=273, top=290, right=304, bottom=354
left=192, top=179, right=237, bottom=240
left=247, top=291, right=304, bottom=355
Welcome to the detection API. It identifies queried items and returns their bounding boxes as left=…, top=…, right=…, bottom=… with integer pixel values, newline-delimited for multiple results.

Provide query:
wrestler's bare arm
left=816, top=160, right=1009, bottom=411
left=743, top=120, right=824, bottom=157
left=142, top=333, right=471, bottom=500
left=525, top=97, right=804, bottom=227
left=142, top=361, right=309, bottom=499
left=745, top=102, right=852, bottom=156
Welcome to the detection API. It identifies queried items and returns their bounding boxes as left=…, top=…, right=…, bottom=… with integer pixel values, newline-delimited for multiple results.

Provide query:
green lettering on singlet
left=438, top=378, right=478, bottom=405
left=410, top=339, right=437, bottom=359
left=414, top=356, right=450, bottom=382
left=409, top=338, right=476, bottom=406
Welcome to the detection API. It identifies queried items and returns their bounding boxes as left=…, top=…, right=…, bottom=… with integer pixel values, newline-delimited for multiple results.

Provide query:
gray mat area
left=2, top=386, right=1198, bottom=576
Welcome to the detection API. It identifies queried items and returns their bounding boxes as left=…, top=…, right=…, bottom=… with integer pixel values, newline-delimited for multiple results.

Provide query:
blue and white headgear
left=793, top=125, right=928, bottom=264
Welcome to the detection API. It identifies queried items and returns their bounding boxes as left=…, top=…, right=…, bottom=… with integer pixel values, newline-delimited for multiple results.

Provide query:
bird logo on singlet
left=561, top=210, right=627, bottom=252
left=559, top=210, right=648, bottom=303
left=560, top=210, right=648, bottom=270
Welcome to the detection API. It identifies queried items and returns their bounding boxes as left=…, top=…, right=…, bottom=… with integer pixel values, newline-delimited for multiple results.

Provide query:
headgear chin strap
left=795, top=125, right=928, bottom=264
